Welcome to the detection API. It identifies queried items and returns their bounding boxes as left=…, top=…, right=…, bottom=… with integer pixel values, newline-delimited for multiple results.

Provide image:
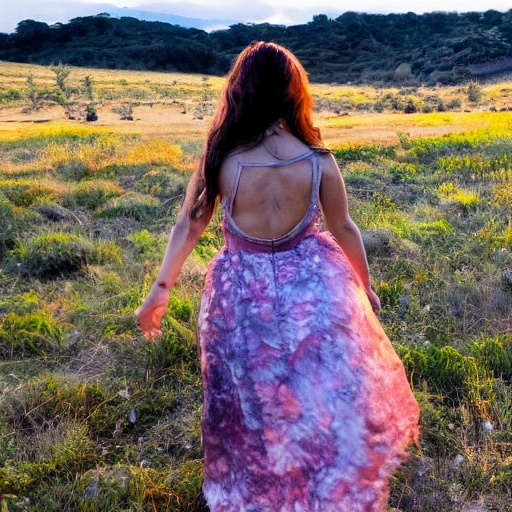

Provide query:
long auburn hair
left=190, top=41, right=324, bottom=219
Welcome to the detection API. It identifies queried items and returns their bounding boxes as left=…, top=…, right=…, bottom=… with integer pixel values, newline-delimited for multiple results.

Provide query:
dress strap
left=311, top=151, right=323, bottom=207
left=227, top=161, right=244, bottom=215
left=226, top=149, right=319, bottom=215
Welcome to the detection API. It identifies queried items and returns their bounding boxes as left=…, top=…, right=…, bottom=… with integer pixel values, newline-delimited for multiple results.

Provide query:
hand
left=365, top=287, right=382, bottom=314
left=135, top=284, right=170, bottom=340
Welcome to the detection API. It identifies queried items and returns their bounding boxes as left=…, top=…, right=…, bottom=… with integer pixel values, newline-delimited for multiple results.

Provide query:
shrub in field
left=492, top=183, right=512, bottom=207
left=0, top=311, right=65, bottom=359
left=374, top=280, right=405, bottom=310
left=13, top=232, right=123, bottom=277
left=467, top=81, right=483, bottom=103
left=0, top=178, right=67, bottom=206
left=126, top=229, right=166, bottom=259
left=397, top=344, right=492, bottom=405
left=0, top=194, right=28, bottom=257
left=0, top=289, right=42, bottom=315
left=438, top=182, right=479, bottom=211
left=389, top=162, right=418, bottom=183
left=95, top=192, right=161, bottom=220
left=136, top=169, right=188, bottom=199
left=403, top=98, right=419, bottom=114
left=78, top=462, right=206, bottom=512
left=446, top=98, right=462, bottom=109
left=470, top=336, right=512, bottom=380
left=42, top=138, right=121, bottom=179
left=111, top=103, right=134, bottom=120
left=65, top=180, right=124, bottom=209
left=332, top=144, right=396, bottom=163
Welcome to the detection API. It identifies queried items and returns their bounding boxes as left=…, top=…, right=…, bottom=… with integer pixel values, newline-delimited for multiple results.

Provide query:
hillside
left=1, top=10, right=512, bottom=84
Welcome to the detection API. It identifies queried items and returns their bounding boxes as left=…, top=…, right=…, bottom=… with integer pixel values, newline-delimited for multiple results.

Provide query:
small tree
left=25, top=74, right=40, bottom=111
left=51, top=63, right=71, bottom=99
left=82, top=75, right=94, bottom=101
left=467, top=81, right=483, bottom=103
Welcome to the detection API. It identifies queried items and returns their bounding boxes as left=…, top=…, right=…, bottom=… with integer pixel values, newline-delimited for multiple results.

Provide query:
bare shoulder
left=318, top=151, right=341, bottom=179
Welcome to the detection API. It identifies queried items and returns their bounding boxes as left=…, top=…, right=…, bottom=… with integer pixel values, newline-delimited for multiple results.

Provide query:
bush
left=389, top=163, right=418, bottom=183
left=13, top=232, right=123, bottom=277
left=0, top=311, right=65, bottom=359
left=95, top=192, right=161, bottom=220
left=403, top=98, right=419, bottom=114
left=0, top=179, right=67, bottom=207
left=135, top=170, right=187, bottom=199
left=467, top=81, right=483, bottom=103
left=0, top=194, right=28, bottom=258
left=471, top=337, right=512, bottom=380
left=447, top=98, right=462, bottom=109
left=397, top=344, right=486, bottom=404
left=65, top=180, right=124, bottom=209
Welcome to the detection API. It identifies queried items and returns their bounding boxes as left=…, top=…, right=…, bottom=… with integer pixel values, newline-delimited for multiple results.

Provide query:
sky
left=1, top=0, right=511, bottom=34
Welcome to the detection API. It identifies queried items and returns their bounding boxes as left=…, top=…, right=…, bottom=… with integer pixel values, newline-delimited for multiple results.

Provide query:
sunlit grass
left=1, top=62, right=512, bottom=512
left=326, top=110, right=512, bottom=131
left=124, top=139, right=185, bottom=167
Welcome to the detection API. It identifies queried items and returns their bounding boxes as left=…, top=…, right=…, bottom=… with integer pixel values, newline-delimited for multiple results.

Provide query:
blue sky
left=2, top=0, right=511, bottom=34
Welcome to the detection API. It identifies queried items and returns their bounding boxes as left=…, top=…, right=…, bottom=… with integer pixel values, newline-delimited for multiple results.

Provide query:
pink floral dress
left=197, top=150, right=419, bottom=512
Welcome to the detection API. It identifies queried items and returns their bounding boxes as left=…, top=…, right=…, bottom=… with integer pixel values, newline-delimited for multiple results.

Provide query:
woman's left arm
left=135, top=174, right=212, bottom=339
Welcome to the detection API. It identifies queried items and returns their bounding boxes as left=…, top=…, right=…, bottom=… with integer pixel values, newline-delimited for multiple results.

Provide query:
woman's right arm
left=135, top=172, right=212, bottom=339
left=319, top=153, right=381, bottom=313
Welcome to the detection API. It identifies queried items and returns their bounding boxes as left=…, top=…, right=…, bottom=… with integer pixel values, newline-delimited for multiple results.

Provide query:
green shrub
left=0, top=194, right=28, bottom=257
left=126, top=229, right=164, bottom=259
left=389, top=162, right=418, bottom=183
left=135, top=169, right=188, bottom=199
left=0, top=289, right=43, bottom=315
left=467, top=81, right=483, bottom=103
left=397, top=344, right=484, bottom=404
left=95, top=192, right=160, bottom=220
left=13, top=232, right=123, bottom=277
left=438, top=182, right=479, bottom=211
left=447, top=98, right=462, bottom=109
left=0, top=179, right=65, bottom=206
left=194, top=230, right=223, bottom=262
left=403, top=98, right=419, bottom=113
left=332, top=144, right=396, bottom=163
left=471, top=337, right=512, bottom=380
left=0, top=311, right=65, bottom=359
left=66, top=180, right=124, bottom=209
left=374, top=280, right=405, bottom=310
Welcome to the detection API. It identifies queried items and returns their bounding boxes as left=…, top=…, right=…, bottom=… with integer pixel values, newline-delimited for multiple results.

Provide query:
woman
left=136, top=41, right=419, bottom=512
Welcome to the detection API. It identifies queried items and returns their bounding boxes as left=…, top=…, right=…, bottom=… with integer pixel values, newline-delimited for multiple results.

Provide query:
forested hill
left=1, top=10, right=512, bottom=84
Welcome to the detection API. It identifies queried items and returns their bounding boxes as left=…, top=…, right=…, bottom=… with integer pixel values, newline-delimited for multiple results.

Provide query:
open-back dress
left=197, top=149, right=420, bottom=512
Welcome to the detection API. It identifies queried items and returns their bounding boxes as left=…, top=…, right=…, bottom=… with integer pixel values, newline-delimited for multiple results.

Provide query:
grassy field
left=0, top=62, right=512, bottom=511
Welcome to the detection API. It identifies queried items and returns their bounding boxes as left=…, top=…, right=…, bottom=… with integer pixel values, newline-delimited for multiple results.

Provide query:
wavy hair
left=190, top=41, right=324, bottom=219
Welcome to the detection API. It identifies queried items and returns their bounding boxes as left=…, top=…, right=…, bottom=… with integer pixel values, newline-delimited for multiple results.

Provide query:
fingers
left=142, top=328, right=162, bottom=340
left=135, top=306, right=163, bottom=341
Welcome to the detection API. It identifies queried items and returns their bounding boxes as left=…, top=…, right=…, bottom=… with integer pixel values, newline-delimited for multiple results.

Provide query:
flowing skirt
left=198, top=232, right=419, bottom=512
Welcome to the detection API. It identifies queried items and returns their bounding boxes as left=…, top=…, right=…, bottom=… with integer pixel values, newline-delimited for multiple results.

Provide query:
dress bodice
left=221, top=149, right=323, bottom=253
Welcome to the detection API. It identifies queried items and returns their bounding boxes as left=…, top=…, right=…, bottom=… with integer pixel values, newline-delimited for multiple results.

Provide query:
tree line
left=1, top=10, right=512, bottom=84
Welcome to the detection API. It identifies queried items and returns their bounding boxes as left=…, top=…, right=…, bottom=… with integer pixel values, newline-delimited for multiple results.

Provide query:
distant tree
left=15, top=20, right=51, bottom=43
left=25, top=74, right=40, bottom=110
left=82, top=75, right=94, bottom=101
left=51, top=63, right=71, bottom=95
left=467, top=81, right=483, bottom=103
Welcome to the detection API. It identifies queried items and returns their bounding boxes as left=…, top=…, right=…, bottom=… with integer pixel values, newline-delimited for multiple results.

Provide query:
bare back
left=219, top=128, right=315, bottom=240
